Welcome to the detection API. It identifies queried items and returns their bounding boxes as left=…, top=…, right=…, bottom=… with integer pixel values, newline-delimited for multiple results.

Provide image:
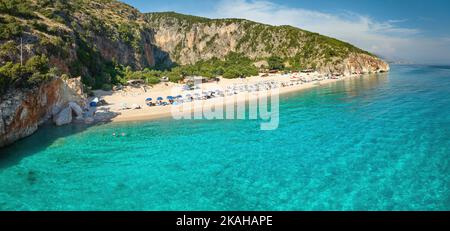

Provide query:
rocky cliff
left=0, top=0, right=164, bottom=88
left=0, top=77, right=85, bottom=147
left=320, top=53, right=390, bottom=75
left=146, top=12, right=390, bottom=74
left=1, top=1, right=389, bottom=86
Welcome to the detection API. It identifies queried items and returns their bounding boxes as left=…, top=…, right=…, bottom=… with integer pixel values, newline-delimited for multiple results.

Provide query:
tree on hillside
left=267, top=56, right=285, bottom=70
left=0, top=54, right=55, bottom=94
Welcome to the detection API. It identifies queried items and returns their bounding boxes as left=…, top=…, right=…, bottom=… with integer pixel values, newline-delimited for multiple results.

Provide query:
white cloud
left=198, top=0, right=450, bottom=64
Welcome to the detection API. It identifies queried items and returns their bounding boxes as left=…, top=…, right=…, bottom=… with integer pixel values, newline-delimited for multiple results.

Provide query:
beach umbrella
left=167, top=96, right=174, bottom=100
left=146, top=98, right=152, bottom=101
left=157, top=97, right=163, bottom=101
left=177, top=95, right=183, bottom=98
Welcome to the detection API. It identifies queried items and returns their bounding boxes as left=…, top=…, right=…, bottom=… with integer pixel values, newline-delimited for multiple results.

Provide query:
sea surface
left=0, top=65, right=449, bottom=211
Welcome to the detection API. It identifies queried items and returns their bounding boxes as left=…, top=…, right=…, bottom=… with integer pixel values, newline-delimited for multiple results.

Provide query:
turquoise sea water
left=0, top=65, right=449, bottom=211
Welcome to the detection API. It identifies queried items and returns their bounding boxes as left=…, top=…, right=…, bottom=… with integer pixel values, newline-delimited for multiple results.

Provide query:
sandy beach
left=92, top=72, right=353, bottom=123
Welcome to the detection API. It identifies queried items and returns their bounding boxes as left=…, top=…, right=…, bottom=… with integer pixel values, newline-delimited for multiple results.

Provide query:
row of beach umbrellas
left=146, top=95, right=184, bottom=102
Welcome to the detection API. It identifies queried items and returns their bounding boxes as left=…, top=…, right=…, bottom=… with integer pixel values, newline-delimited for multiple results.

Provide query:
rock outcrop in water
left=0, top=77, right=85, bottom=147
left=53, top=106, right=72, bottom=126
left=52, top=101, right=84, bottom=126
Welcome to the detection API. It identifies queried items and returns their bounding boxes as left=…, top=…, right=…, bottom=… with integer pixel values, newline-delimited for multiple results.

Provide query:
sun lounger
left=120, top=103, right=131, bottom=110
left=131, top=104, right=142, bottom=110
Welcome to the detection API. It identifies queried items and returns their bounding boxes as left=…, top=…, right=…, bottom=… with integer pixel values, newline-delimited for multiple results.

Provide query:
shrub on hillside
left=0, top=54, right=54, bottom=95
left=0, top=0, right=36, bottom=19
left=0, top=20, right=23, bottom=40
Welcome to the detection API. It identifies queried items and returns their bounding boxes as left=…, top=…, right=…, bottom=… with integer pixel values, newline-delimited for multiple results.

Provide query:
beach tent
left=90, top=97, right=99, bottom=107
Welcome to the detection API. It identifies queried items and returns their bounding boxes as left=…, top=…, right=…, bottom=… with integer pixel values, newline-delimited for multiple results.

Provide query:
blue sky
left=122, top=0, right=450, bottom=64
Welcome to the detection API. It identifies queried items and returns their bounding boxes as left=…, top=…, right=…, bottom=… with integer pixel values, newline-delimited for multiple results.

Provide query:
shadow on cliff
left=148, top=27, right=178, bottom=70
left=152, top=46, right=177, bottom=71
left=0, top=112, right=119, bottom=170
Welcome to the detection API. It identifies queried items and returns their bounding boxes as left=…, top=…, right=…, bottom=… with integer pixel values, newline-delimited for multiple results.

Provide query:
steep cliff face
left=0, top=0, right=161, bottom=88
left=147, top=12, right=389, bottom=74
left=0, top=77, right=85, bottom=147
left=68, top=0, right=159, bottom=71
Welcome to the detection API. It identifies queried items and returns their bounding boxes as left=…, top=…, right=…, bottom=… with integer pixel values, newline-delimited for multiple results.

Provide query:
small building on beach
left=301, top=69, right=315, bottom=73
left=161, top=76, right=169, bottom=82
left=126, top=79, right=145, bottom=86
left=268, top=70, right=279, bottom=74
left=184, top=76, right=209, bottom=85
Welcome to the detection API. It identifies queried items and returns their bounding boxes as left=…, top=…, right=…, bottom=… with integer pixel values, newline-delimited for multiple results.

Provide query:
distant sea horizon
left=388, top=62, right=450, bottom=69
left=0, top=64, right=449, bottom=211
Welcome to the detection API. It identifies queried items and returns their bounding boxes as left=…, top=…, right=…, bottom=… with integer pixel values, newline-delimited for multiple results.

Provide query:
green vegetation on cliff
left=0, top=54, right=56, bottom=94
left=0, top=0, right=36, bottom=19
left=146, top=12, right=374, bottom=68
left=104, top=52, right=259, bottom=87
left=0, top=0, right=385, bottom=96
left=0, top=0, right=152, bottom=93
left=169, top=52, right=259, bottom=79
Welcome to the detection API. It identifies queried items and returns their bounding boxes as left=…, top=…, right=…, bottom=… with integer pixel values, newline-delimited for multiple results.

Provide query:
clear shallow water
left=0, top=65, right=449, bottom=211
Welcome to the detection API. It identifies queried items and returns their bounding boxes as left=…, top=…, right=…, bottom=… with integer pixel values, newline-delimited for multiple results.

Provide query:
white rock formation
left=69, top=102, right=83, bottom=120
left=53, top=107, right=73, bottom=126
